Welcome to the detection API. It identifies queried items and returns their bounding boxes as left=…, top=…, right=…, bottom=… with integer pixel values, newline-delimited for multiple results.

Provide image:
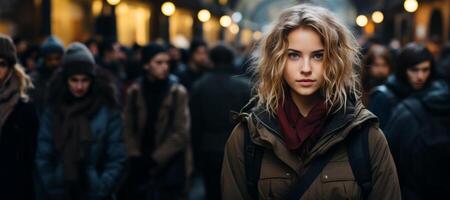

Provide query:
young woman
left=0, top=34, right=38, bottom=200
left=35, top=43, right=126, bottom=200
left=361, top=45, right=394, bottom=105
left=368, top=43, right=446, bottom=130
left=221, top=4, right=401, bottom=200
left=122, top=43, right=191, bottom=200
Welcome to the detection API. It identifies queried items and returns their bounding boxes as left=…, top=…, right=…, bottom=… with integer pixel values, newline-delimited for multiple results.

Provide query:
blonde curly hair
left=251, top=4, right=361, bottom=114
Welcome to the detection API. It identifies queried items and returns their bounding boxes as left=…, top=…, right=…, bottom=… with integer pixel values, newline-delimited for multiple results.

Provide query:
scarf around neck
left=277, top=92, right=328, bottom=152
left=52, top=92, right=103, bottom=188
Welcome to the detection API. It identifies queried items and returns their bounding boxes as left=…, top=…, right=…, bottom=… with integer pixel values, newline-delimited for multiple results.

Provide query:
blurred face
left=370, top=57, right=390, bottom=78
left=0, top=58, right=10, bottom=84
left=44, top=53, right=62, bottom=70
left=283, top=28, right=325, bottom=99
left=169, top=47, right=181, bottom=61
left=192, top=46, right=209, bottom=66
left=68, top=74, right=92, bottom=98
left=407, top=60, right=431, bottom=90
left=146, top=52, right=170, bottom=80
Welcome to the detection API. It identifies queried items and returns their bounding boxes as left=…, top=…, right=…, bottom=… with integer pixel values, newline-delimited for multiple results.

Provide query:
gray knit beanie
left=62, top=42, right=96, bottom=77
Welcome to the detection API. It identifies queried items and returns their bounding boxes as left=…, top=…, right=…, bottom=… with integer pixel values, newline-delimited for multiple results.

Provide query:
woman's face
left=0, top=58, right=10, bottom=84
left=406, top=60, right=431, bottom=90
left=146, top=52, right=170, bottom=80
left=283, top=27, right=325, bottom=98
left=370, top=57, right=390, bottom=79
left=68, top=74, right=92, bottom=98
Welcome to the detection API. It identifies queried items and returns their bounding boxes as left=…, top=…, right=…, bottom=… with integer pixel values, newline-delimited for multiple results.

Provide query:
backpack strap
left=347, top=122, right=373, bottom=200
left=243, top=119, right=264, bottom=200
left=286, top=144, right=339, bottom=200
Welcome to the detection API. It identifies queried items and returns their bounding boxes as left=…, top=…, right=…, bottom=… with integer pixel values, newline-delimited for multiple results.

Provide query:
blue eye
left=288, top=53, right=300, bottom=60
left=312, top=53, right=324, bottom=61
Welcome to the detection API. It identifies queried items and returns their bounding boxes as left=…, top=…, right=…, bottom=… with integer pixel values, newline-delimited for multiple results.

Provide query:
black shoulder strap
left=287, top=122, right=373, bottom=200
left=243, top=119, right=264, bottom=200
left=286, top=143, right=340, bottom=200
left=347, top=122, right=373, bottom=200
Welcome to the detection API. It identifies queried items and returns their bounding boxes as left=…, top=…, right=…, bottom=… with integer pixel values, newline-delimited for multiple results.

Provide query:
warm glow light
left=232, top=12, right=242, bottom=23
left=372, top=11, right=384, bottom=23
left=198, top=9, right=211, bottom=22
left=92, top=0, right=103, bottom=16
left=161, top=2, right=175, bottom=16
left=404, top=0, right=418, bottom=13
left=220, top=15, right=232, bottom=27
left=229, top=24, right=239, bottom=34
left=219, top=0, right=228, bottom=5
left=116, top=3, right=128, bottom=15
left=106, top=0, right=120, bottom=6
left=356, top=15, right=368, bottom=27
left=253, top=31, right=262, bottom=40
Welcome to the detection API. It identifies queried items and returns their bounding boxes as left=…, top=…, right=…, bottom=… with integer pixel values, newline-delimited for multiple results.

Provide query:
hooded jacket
left=222, top=100, right=401, bottom=200
left=385, top=83, right=450, bottom=199
left=368, top=75, right=447, bottom=130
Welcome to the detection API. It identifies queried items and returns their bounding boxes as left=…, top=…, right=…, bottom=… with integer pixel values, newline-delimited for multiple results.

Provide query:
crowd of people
left=0, top=3, right=450, bottom=200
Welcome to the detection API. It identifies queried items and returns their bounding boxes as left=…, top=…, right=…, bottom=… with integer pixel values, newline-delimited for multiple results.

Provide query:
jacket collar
left=252, top=100, right=356, bottom=140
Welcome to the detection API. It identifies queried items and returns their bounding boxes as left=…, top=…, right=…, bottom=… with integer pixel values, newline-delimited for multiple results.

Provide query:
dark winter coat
left=0, top=99, right=38, bottom=200
left=123, top=77, right=192, bottom=189
left=29, top=63, right=56, bottom=115
left=368, top=75, right=446, bottom=130
left=190, top=70, right=252, bottom=155
left=35, top=106, right=126, bottom=200
left=385, top=83, right=450, bottom=199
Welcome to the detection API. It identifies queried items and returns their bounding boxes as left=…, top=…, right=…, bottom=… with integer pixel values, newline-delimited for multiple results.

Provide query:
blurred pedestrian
left=190, top=43, right=251, bottom=200
left=168, top=44, right=187, bottom=75
left=385, top=66, right=450, bottom=199
left=30, top=35, right=64, bottom=115
left=221, top=4, right=400, bottom=200
left=0, top=34, right=38, bottom=200
left=368, top=43, right=446, bottom=130
left=176, top=39, right=209, bottom=91
left=361, top=45, right=394, bottom=105
left=35, top=43, right=126, bottom=200
left=122, top=43, right=191, bottom=200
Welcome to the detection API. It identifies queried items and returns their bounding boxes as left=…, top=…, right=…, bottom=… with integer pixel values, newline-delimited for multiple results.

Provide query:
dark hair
left=189, top=39, right=207, bottom=58
left=362, top=45, right=394, bottom=90
left=48, top=67, right=118, bottom=108
left=99, top=38, right=117, bottom=58
left=141, top=43, right=167, bottom=65
left=395, top=43, right=435, bottom=85
left=209, top=43, right=235, bottom=68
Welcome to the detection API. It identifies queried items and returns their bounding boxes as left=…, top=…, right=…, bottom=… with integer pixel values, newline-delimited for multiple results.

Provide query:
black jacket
left=385, top=82, right=450, bottom=199
left=369, top=75, right=447, bottom=130
left=0, top=100, right=39, bottom=200
left=190, top=70, right=251, bottom=155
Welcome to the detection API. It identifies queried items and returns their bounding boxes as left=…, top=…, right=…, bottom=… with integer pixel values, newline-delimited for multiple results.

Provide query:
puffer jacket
left=221, top=100, right=401, bottom=200
left=35, top=106, right=127, bottom=200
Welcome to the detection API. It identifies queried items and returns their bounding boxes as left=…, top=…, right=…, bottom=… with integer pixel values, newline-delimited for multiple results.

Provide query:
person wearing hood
left=0, top=34, right=38, bottom=200
left=30, top=35, right=64, bottom=115
left=121, top=43, right=191, bottom=200
left=35, top=42, right=127, bottom=200
left=385, top=65, right=450, bottom=199
left=368, top=43, right=446, bottom=130
left=221, top=4, right=400, bottom=200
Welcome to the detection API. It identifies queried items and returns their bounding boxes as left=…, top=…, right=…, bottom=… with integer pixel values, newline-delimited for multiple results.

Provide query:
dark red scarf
left=277, top=93, right=327, bottom=150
